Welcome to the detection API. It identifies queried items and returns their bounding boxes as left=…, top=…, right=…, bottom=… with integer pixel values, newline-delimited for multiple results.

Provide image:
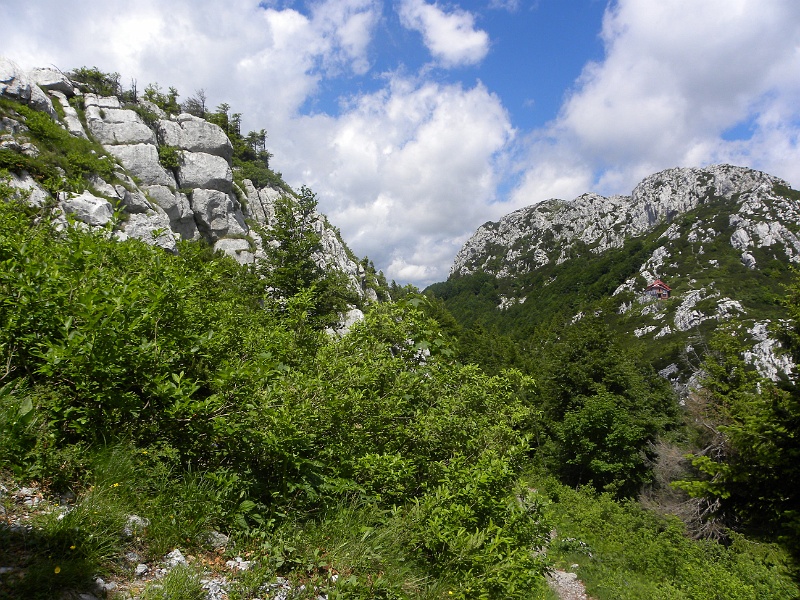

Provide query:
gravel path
left=547, top=568, right=592, bottom=600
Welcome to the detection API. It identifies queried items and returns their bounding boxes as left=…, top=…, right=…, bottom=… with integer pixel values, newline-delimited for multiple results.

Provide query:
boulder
left=83, top=94, right=121, bottom=109
left=7, top=172, right=50, bottom=207
left=214, top=238, right=255, bottom=265
left=0, top=56, right=56, bottom=117
left=177, top=151, right=232, bottom=192
left=29, top=67, right=75, bottom=95
left=143, top=184, right=198, bottom=239
left=49, top=90, right=87, bottom=138
left=156, top=114, right=233, bottom=160
left=190, top=189, right=247, bottom=240
left=333, top=308, right=365, bottom=336
left=60, top=192, right=114, bottom=226
left=83, top=94, right=155, bottom=145
left=85, top=175, right=152, bottom=214
left=106, top=144, right=176, bottom=187
left=120, top=212, right=177, bottom=252
left=86, top=111, right=155, bottom=145
left=242, top=179, right=279, bottom=226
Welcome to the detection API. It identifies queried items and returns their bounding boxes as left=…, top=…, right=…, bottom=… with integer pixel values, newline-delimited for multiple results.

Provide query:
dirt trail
left=546, top=568, right=593, bottom=600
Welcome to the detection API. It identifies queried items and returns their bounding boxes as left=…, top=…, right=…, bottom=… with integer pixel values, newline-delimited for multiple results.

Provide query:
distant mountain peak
left=451, top=164, right=792, bottom=279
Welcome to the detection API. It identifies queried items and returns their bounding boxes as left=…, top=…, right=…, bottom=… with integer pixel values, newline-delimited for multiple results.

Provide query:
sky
left=3, top=0, right=800, bottom=287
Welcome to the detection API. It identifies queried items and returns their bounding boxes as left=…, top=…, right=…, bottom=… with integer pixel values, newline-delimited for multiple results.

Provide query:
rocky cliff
left=0, top=56, right=375, bottom=310
left=452, top=165, right=797, bottom=278
left=446, top=164, right=800, bottom=385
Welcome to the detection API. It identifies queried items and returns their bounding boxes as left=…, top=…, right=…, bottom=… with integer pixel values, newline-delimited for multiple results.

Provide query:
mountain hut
left=645, top=279, right=672, bottom=299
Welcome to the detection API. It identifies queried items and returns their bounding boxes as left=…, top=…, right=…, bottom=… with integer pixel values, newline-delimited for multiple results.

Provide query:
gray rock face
left=0, top=56, right=56, bottom=117
left=84, top=94, right=156, bottom=145
left=191, top=189, right=247, bottom=240
left=214, top=238, right=254, bottom=265
left=156, top=114, right=233, bottom=160
left=60, top=192, right=114, bottom=226
left=452, top=165, right=790, bottom=278
left=106, top=144, right=176, bottom=187
left=143, top=184, right=198, bottom=239
left=49, top=90, right=87, bottom=138
left=177, top=151, right=233, bottom=192
left=29, top=67, right=75, bottom=95
left=7, top=172, right=49, bottom=207
left=119, top=212, right=177, bottom=252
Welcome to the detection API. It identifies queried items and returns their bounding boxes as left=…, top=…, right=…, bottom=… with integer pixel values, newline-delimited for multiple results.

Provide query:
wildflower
left=54, top=566, right=61, bottom=574
left=70, top=545, right=76, bottom=550
left=111, top=483, right=120, bottom=488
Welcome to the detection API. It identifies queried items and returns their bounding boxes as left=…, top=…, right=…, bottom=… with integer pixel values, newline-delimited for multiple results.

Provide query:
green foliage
left=141, top=564, right=206, bottom=600
left=69, top=66, right=121, bottom=96
left=204, top=101, right=289, bottom=191
left=536, top=317, right=678, bottom=497
left=542, top=477, right=799, bottom=599
left=0, top=97, right=115, bottom=193
left=128, top=103, right=161, bottom=127
left=405, top=455, right=550, bottom=598
left=258, top=186, right=356, bottom=328
left=675, top=320, right=800, bottom=563
left=157, top=144, right=181, bottom=170
left=143, top=82, right=181, bottom=115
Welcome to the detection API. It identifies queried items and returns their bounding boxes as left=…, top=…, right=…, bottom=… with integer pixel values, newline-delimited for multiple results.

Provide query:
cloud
left=398, top=0, right=490, bottom=67
left=509, top=0, right=800, bottom=208
left=0, top=0, right=381, bottom=123
left=269, top=76, right=515, bottom=286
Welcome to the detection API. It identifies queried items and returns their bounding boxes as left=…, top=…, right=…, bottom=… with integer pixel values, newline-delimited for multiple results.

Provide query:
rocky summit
left=443, top=164, right=800, bottom=387
left=452, top=164, right=797, bottom=279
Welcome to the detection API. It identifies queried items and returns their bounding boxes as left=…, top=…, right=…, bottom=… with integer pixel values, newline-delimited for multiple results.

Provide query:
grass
left=535, top=475, right=799, bottom=600
left=140, top=563, right=207, bottom=600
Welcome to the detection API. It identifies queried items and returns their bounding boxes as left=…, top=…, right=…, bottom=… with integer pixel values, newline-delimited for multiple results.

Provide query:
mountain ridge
left=434, top=163, right=800, bottom=388
left=452, top=164, right=797, bottom=279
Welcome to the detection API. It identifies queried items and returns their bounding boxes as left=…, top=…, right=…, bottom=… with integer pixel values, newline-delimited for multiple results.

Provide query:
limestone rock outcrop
left=156, top=114, right=233, bottom=160
left=450, top=164, right=800, bottom=384
left=0, top=57, right=56, bottom=117
left=0, top=56, right=370, bottom=306
left=452, top=165, right=790, bottom=278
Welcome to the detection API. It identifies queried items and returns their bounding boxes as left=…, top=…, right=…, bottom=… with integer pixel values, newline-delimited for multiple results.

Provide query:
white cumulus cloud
left=269, top=76, right=515, bottom=285
left=509, top=0, right=800, bottom=209
left=398, top=0, right=490, bottom=67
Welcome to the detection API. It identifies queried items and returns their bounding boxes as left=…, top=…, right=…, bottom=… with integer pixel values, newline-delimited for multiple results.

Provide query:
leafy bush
left=542, top=478, right=799, bottom=599
left=157, top=144, right=181, bottom=170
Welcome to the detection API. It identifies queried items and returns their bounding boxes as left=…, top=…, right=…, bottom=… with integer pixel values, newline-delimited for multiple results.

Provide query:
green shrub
left=157, top=144, right=181, bottom=170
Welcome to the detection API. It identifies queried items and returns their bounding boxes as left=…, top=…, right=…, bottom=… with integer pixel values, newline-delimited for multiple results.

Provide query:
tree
left=69, top=66, right=121, bottom=96
left=536, top=316, right=677, bottom=497
left=182, top=88, right=207, bottom=117
left=259, top=186, right=354, bottom=328
left=143, top=83, right=180, bottom=115
left=675, top=321, right=800, bottom=562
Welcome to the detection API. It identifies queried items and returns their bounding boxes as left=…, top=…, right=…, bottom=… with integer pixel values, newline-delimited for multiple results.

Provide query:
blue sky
left=3, top=0, right=800, bottom=286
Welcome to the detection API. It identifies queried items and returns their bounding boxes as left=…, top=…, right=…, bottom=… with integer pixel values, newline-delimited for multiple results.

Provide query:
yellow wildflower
left=54, top=566, right=61, bottom=574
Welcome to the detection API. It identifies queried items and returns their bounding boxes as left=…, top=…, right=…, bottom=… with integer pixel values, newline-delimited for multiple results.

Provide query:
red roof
left=646, top=279, right=671, bottom=291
